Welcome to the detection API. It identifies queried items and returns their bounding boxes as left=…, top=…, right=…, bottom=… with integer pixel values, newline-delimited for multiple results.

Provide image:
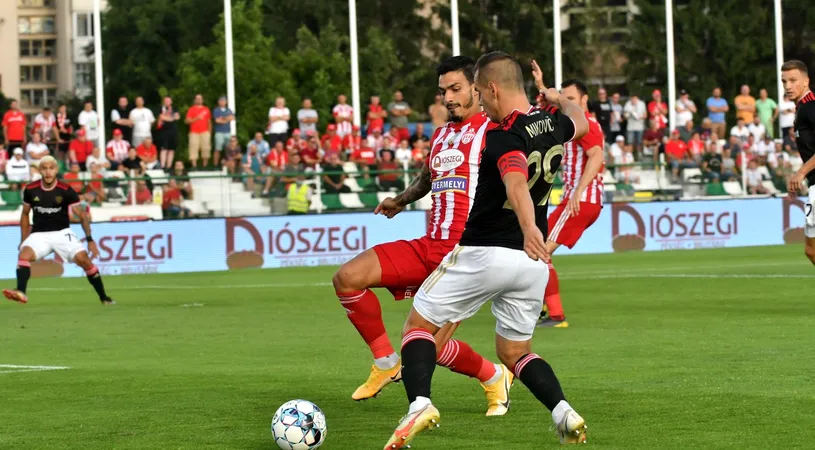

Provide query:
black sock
left=16, top=265, right=30, bottom=293
left=514, top=354, right=566, bottom=411
left=401, top=330, right=437, bottom=403
left=86, top=271, right=108, bottom=300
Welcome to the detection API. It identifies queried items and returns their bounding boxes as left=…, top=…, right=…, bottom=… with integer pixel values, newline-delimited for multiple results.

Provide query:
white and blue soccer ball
left=271, top=399, right=327, bottom=450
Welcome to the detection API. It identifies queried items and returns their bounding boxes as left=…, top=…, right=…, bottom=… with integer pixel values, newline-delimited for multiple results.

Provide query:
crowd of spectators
left=593, top=85, right=803, bottom=193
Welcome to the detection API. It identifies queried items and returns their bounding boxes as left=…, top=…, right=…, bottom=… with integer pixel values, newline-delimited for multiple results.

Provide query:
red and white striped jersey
left=332, top=104, right=354, bottom=137
left=560, top=111, right=605, bottom=204
left=426, top=112, right=493, bottom=241
left=106, top=139, right=131, bottom=162
left=33, top=113, right=56, bottom=139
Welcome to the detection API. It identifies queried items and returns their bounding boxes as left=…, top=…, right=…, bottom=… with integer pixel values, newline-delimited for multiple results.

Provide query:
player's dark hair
left=436, top=56, right=476, bottom=84
left=781, top=60, right=808, bottom=76
left=561, top=79, right=589, bottom=97
left=474, top=51, right=524, bottom=91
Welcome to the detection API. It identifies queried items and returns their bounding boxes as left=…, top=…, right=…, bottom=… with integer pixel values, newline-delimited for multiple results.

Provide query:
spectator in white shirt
left=744, top=160, right=768, bottom=194
left=128, top=96, right=155, bottom=147
left=729, top=118, right=751, bottom=144
left=623, top=95, right=648, bottom=149
left=675, top=89, right=697, bottom=127
left=267, top=97, right=290, bottom=146
left=747, top=115, right=766, bottom=142
left=753, top=134, right=774, bottom=161
left=86, top=146, right=111, bottom=175
left=332, top=94, right=354, bottom=137
left=5, top=148, right=30, bottom=186
left=106, top=128, right=131, bottom=169
left=767, top=140, right=789, bottom=171
left=77, top=100, right=100, bottom=143
left=608, top=135, right=625, bottom=165
left=393, top=139, right=412, bottom=164
left=778, top=93, right=796, bottom=143
left=25, top=133, right=50, bottom=166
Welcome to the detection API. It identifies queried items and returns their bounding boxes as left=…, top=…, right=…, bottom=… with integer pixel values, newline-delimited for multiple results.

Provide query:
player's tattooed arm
left=73, top=204, right=93, bottom=240
left=394, top=164, right=432, bottom=207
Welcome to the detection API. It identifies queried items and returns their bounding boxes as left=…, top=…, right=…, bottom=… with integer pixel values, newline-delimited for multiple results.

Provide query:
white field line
left=0, top=364, right=70, bottom=374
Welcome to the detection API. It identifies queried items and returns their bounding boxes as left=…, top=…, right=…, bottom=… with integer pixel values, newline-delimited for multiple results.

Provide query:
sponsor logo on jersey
left=431, top=175, right=468, bottom=194
left=432, top=148, right=465, bottom=172
left=461, top=129, right=476, bottom=144
left=34, top=206, right=62, bottom=214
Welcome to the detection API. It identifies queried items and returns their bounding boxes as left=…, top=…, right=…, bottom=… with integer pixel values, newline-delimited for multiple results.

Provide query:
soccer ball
left=271, top=399, right=327, bottom=450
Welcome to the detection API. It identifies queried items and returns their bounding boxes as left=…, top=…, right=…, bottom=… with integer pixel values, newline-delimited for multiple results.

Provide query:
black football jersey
left=794, top=91, right=815, bottom=186
left=23, top=180, right=80, bottom=233
left=460, top=105, right=577, bottom=250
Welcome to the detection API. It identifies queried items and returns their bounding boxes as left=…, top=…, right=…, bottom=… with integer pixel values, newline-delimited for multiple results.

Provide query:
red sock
left=436, top=339, right=497, bottom=383
left=544, top=264, right=565, bottom=320
left=338, top=289, right=394, bottom=359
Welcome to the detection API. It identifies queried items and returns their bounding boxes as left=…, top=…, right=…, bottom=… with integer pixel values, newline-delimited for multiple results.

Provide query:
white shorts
left=21, top=228, right=86, bottom=263
left=807, top=186, right=815, bottom=239
left=413, top=245, right=549, bottom=341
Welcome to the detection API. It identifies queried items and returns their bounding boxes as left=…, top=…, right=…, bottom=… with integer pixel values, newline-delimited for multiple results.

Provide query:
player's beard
left=448, top=93, right=475, bottom=123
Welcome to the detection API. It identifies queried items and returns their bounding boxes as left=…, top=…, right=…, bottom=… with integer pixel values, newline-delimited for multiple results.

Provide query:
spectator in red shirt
left=299, top=133, right=321, bottom=167
left=136, top=137, right=159, bottom=169
left=366, top=95, right=386, bottom=133
left=286, top=129, right=307, bottom=153
left=343, top=125, right=362, bottom=159
left=128, top=180, right=153, bottom=205
left=263, top=140, right=288, bottom=197
left=185, top=94, right=212, bottom=168
left=85, top=162, right=106, bottom=203
left=162, top=178, right=190, bottom=218
left=351, top=140, right=378, bottom=179
left=69, top=129, right=94, bottom=171
left=3, top=100, right=27, bottom=149
left=642, top=119, right=664, bottom=164
left=665, top=129, right=690, bottom=179
left=63, top=162, right=84, bottom=193
left=321, top=124, right=343, bottom=160
left=648, top=90, right=669, bottom=132
left=377, top=149, right=403, bottom=190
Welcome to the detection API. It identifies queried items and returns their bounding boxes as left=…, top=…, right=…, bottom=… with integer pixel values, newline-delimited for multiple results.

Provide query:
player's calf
left=74, top=251, right=114, bottom=304
left=805, top=239, right=815, bottom=266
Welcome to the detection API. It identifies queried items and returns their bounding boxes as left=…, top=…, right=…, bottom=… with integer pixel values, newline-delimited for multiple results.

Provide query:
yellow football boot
left=481, top=364, right=513, bottom=416
left=383, top=404, right=440, bottom=449
left=352, top=362, right=402, bottom=401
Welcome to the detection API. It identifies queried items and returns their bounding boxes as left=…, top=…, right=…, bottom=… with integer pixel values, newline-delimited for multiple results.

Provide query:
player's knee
left=73, top=252, right=91, bottom=268
left=18, top=248, right=36, bottom=262
left=333, top=264, right=364, bottom=293
left=495, top=342, right=531, bottom=371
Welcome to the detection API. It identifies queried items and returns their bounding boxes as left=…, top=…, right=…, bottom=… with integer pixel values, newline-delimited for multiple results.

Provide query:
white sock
left=551, top=400, right=573, bottom=425
left=483, top=364, right=504, bottom=385
left=374, top=352, right=400, bottom=370
left=408, top=396, right=432, bottom=414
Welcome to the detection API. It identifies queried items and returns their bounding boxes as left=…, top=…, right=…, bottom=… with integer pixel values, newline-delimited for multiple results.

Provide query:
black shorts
left=7, top=140, right=24, bottom=151
left=160, top=129, right=178, bottom=150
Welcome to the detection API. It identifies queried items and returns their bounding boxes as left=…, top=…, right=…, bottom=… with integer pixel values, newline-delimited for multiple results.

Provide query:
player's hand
left=566, top=194, right=581, bottom=218
left=787, top=172, right=805, bottom=195
left=87, top=241, right=99, bottom=260
left=530, top=60, right=545, bottom=91
left=522, top=226, right=550, bottom=263
left=373, top=197, right=404, bottom=219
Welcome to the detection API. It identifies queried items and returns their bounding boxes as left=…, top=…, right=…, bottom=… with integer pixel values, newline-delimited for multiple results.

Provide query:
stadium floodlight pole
left=224, top=0, right=237, bottom=135
left=92, top=0, right=105, bottom=150
left=553, top=0, right=563, bottom=89
left=451, top=0, right=461, bottom=56
left=349, top=0, right=361, bottom=126
left=665, top=0, right=677, bottom=131
left=774, top=0, right=784, bottom=133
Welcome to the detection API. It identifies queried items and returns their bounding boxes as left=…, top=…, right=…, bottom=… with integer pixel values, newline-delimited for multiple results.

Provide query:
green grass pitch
left=1, top=244, right=814, bottom=449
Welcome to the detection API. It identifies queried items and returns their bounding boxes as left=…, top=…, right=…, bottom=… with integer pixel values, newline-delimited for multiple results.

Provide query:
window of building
left=30, top=40, right=44, bottom=57
left=20, top=40, right=31, bottom=57
left=46, top=65, right=57, bottom=82
left=19, top=16, right=56, bottom=34
left=31, top=66, right=43, bottom=82
left=19, top=0, right=57, bottom=6
left=75, top=63, right=93, bottom=90
left=44, top=39, right=57, bottom=57
left=75, top=13, right=94, bottom=38
left=20, top=65, right=57, bottom=84
left=46, top=89, right=58, bottom=107
left=32, top=90, right=45, bottom=107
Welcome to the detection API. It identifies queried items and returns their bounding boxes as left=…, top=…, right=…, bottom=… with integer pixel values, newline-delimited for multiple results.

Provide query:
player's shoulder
left=55, top=181, right=73, bottom=192
left=23, top=180, right=42, bottom=192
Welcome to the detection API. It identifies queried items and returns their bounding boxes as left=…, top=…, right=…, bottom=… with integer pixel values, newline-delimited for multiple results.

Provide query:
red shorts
left=547, top=201, right=602, bottom=249
left=373, top=236, right=456, bottom=300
